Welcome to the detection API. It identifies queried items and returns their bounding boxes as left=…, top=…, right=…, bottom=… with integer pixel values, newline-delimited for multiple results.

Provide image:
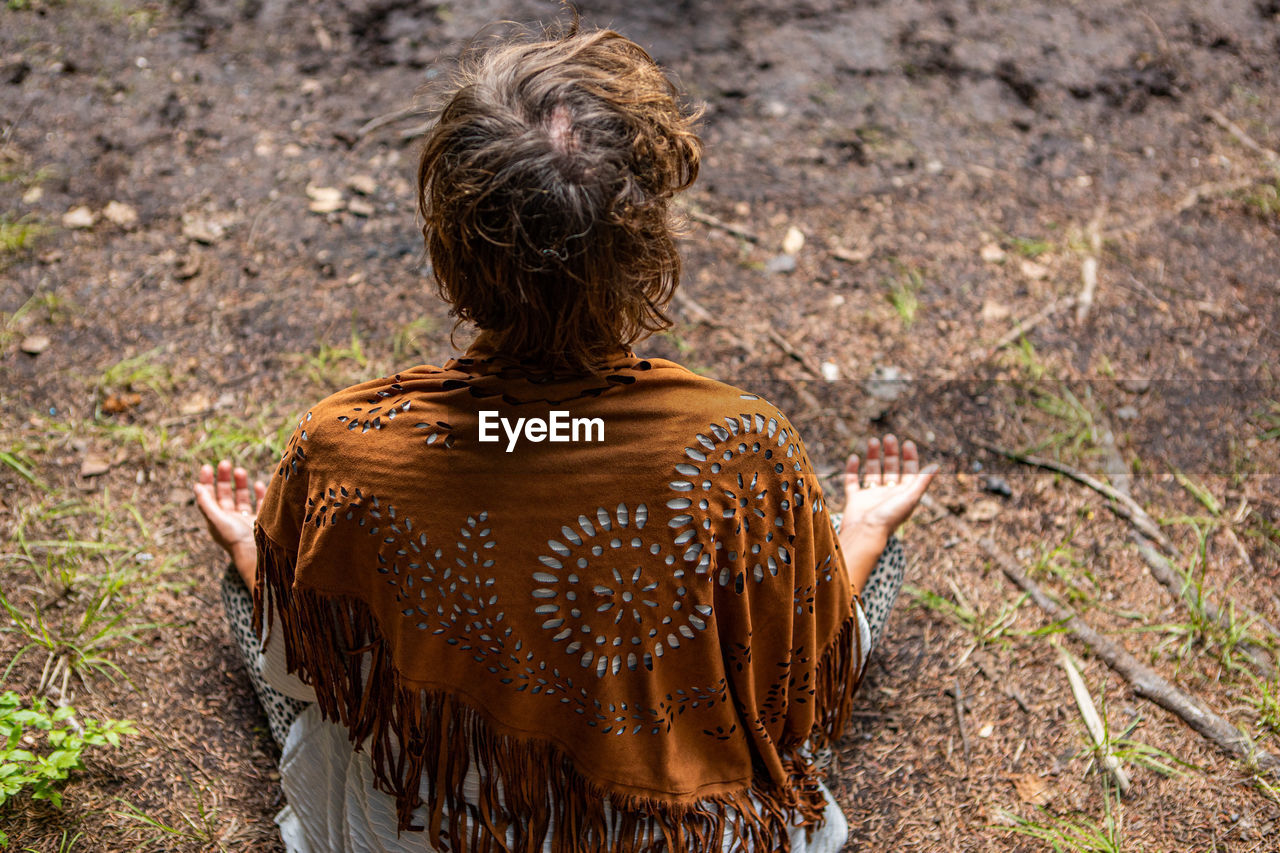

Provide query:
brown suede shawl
left=253, top=348, right=864, bottom=852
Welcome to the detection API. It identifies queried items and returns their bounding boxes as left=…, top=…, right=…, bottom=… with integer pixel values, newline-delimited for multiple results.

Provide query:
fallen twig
left=672, top=288, right=720, bottom=327
left=830, top=246, right=873, bottom=264
left=1109, top=177, right=1257, bottom=237
left=765, top=328, right=824, bottom=380
left=924, top=493, right=1280, bottom=773
left=1131, top=537, right=1278, bottom=676
left=1075, top=207, right=1105, bottom=325
left=1206, top=108, right=1280, bottom=167
left=971, top=439, right=1174, bottom=553
left=950, top=677, right=972, bottom=772
left=1058, top=645, right=1132, bottom=795
left=973, top=439, right=1278, bottom=672
left=356, top=105, right=419, bottom=138
left=685, top=208, right=762, bottom=244
left=974, top=296, right=1076, bottom=363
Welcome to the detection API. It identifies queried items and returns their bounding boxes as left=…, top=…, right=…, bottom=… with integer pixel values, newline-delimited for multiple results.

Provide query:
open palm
left=842, top=435, right=937, bottom=536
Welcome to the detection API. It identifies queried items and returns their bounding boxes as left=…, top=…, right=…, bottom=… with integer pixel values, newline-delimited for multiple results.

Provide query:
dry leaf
left=20, top=334, right=50, bottom=355
left=1019, top=259, right=1049, bottom=280
left=102, top=392, right=143, bottom=414
left=347, top=174, right=377, bottom=196
left=1010, top=773, right=1053, bottom=806
left=981, top=300, right=1012, bottom=322
left=306, top=184, right=345, bottom=214
left=980, top=243, right=1006, bottom=263
left=102, top=200, right=138, bottom=228
left=62, top=205, right=95, bottom=229
left=80, top=452, right=112, bottom=478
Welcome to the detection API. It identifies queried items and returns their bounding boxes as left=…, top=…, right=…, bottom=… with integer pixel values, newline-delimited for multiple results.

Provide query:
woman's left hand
left=194, top=460, right=265, bottom=588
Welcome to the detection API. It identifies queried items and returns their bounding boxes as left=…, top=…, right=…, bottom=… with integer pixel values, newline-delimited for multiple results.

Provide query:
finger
left=864, top=437, right=882, bottom=487
left=233, top=467, right=251, bottom=513
left=194, top=482, right=221, bottom=523
left=215, top=460, right=235, bottom=509
left=843, top=454, right=861, bottom=495
left=882, top=434, right=900, bottom=484
left=254, top=480, right=267, bottom=506
left=198, top=463, right=214, bottom=487
left=901, top=440, right=919, bottom=476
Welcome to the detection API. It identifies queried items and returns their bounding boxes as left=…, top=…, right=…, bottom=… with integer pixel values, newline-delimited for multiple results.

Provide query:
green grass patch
left=886, top=265, right=923, bottom=328
left=1007, top=235, right=1053, bottom=258
left=1242, top=180, right=1280, bottom=219
left=0, top=216, right=48, bottom=255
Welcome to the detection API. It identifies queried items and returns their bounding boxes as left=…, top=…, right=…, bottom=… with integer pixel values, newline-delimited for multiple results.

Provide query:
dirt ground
left=2, top=0, right=1279, bottom=850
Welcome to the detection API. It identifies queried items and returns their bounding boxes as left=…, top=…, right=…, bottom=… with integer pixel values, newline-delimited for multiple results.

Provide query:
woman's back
left=254, top=348, right=865, bottom=850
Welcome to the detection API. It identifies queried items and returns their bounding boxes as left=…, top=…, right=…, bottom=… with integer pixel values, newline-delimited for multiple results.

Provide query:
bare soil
left=2, top=0, right=1279, bottom=850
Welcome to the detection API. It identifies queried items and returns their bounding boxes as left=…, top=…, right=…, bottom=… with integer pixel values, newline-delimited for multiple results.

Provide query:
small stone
left=282, top=142, right=303, bottom=157
left=980, top=243, right=1006, bottom=263
left=347, top=174, right=378, bottom=196
left=978, top=722, right=994, bottom=738
left=80, top=452, right=112, bottom=478
left=1019, top=259, right=1049, bottom=280
left=820, top=361, right=840, bottom=381
left=765, top=254, right=797, bottom=275
left=182, top=213, right=225, bottom=244
left=1115, top=405, right=1139, bottom=421
left=102, top=200, right=138, bottom=228
left=20, top=334, right=50, bottom=355
left=62, top=205, right=95, bottom=229
left=781, top=226, right=805, bottom=256
left=22, top=185, right=42, bottom=204
left=982, top=475, right=1013, bottom=497
left=306, top=184, right=345, bottom=214
left=981, top=300, right=1011, bottom=321
left=347, top=198, right=375, bottom=217
left=1120, top=378, right=1151, bottom=394
left=925, top=159, right=944, bottom=174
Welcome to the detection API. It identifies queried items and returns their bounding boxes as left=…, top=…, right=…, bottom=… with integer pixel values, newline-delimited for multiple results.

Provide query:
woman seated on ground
left=195, top=25, right=936, bottom=853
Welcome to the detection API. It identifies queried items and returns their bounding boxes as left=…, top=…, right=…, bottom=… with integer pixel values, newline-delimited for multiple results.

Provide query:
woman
left=196, top=26, right=936, bottom=852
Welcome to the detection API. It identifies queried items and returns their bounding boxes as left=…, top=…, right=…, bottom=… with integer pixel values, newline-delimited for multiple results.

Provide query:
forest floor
left=2, top=0, right=1279, bottom=850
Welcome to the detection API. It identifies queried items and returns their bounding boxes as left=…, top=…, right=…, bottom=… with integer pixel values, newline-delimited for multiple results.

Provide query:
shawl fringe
left=808, top=596, right=866, bottom=752
left=254, top=529, right=860, bottom=852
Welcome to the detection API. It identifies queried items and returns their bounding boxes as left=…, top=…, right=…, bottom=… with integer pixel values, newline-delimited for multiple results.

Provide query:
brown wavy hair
left=417, top=27, right=703, bottom=373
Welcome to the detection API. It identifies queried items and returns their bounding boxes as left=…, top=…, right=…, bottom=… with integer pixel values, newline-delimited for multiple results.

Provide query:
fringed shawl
left=253, top=349, right=864, bottom=852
